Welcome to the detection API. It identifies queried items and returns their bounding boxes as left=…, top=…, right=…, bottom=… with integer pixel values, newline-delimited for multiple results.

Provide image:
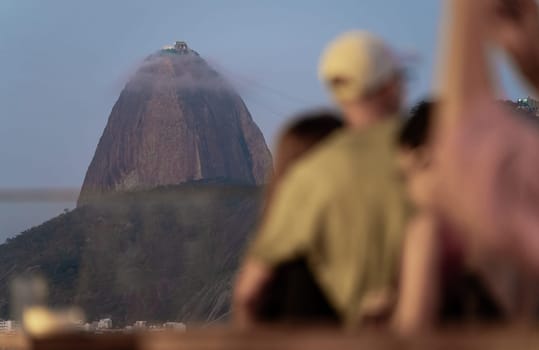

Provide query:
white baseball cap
left=319, top=31, right=402, bottom=103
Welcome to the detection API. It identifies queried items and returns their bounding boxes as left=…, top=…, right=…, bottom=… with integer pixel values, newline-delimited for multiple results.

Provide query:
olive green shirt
left=248, top=118, right=412, bottom=325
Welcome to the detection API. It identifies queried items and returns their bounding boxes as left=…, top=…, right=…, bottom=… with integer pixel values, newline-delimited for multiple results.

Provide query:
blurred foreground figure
left=234, top=31, right=411, bottom=328
left=433, top=0, right=539, bottom=275
left=233, top=112, right=343, bottom=327
left=393, top=101, right=538, bottom=334
left=255, top=112, right=344, bottom=324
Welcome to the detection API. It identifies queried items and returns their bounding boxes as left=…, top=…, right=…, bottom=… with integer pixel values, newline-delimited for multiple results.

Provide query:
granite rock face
left=79, top=44, right=272, bottom=205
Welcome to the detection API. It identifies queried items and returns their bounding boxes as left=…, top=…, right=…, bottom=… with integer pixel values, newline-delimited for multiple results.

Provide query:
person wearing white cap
left=233, top=31, right=413, bottom=328
left=319, top=30, right=404, bottom=129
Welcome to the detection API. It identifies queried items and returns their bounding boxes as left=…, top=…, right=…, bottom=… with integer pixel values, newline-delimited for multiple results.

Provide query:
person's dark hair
left=264, top=110, right=344, bottom=212
left=272, top=111, right=344, bottom=181
left=284, top=112, right=344, bottom=147
left=398, top=100, right=435, bottom=149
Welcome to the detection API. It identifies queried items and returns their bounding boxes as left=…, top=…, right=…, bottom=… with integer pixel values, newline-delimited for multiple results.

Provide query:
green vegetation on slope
left=0, top=180, right=262, bottom=326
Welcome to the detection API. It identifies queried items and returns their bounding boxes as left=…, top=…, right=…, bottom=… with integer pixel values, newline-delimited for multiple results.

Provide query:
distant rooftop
left=161, top=41, right=191, bottom=54
left=516, top=96, right=539, bottom=117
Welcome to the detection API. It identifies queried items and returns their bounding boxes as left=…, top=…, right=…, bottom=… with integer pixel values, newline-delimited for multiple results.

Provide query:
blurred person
left=234, top=31, right=411, bottom=328
left=396, top=0, right=539, bottom=329
left=392, top=101, right=537, bottom=334
left=253, top=112, right=344, bottom=324
left=432, top=0, right=539, bottom=278
left=392, top=101, right=442, bottom=333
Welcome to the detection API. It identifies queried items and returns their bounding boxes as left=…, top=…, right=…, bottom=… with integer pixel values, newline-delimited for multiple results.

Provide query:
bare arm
left=431, top=0, right=511, bottom=256
left=433, top=0, right=539, bottom=276
left=392, top=213, right=440, bottom=335
left=232, top=259, right=274, bottom=329
left=435, top=0, right=496, bottom=132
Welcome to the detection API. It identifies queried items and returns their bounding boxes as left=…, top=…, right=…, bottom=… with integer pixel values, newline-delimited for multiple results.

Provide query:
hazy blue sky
left=0, top=0, right=528, bottom=190
left=0, top=0, right=532, bottom=240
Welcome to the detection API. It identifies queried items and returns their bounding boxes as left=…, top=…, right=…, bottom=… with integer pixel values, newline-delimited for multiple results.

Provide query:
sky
left=0, top=0, right=529, bottom=238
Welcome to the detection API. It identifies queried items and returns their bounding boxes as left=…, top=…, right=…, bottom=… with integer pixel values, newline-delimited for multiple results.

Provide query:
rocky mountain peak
left=78, top=42, right=272, bottom=205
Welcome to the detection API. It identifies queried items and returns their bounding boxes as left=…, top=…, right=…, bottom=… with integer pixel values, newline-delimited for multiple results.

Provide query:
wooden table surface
left=2, top=327, right=539, bottom=350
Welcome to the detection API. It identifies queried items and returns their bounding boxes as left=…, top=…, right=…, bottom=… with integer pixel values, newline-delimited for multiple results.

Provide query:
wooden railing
left=0, top=332, right=28, bottom=350
left=3, top=327, right=539, bottom=350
